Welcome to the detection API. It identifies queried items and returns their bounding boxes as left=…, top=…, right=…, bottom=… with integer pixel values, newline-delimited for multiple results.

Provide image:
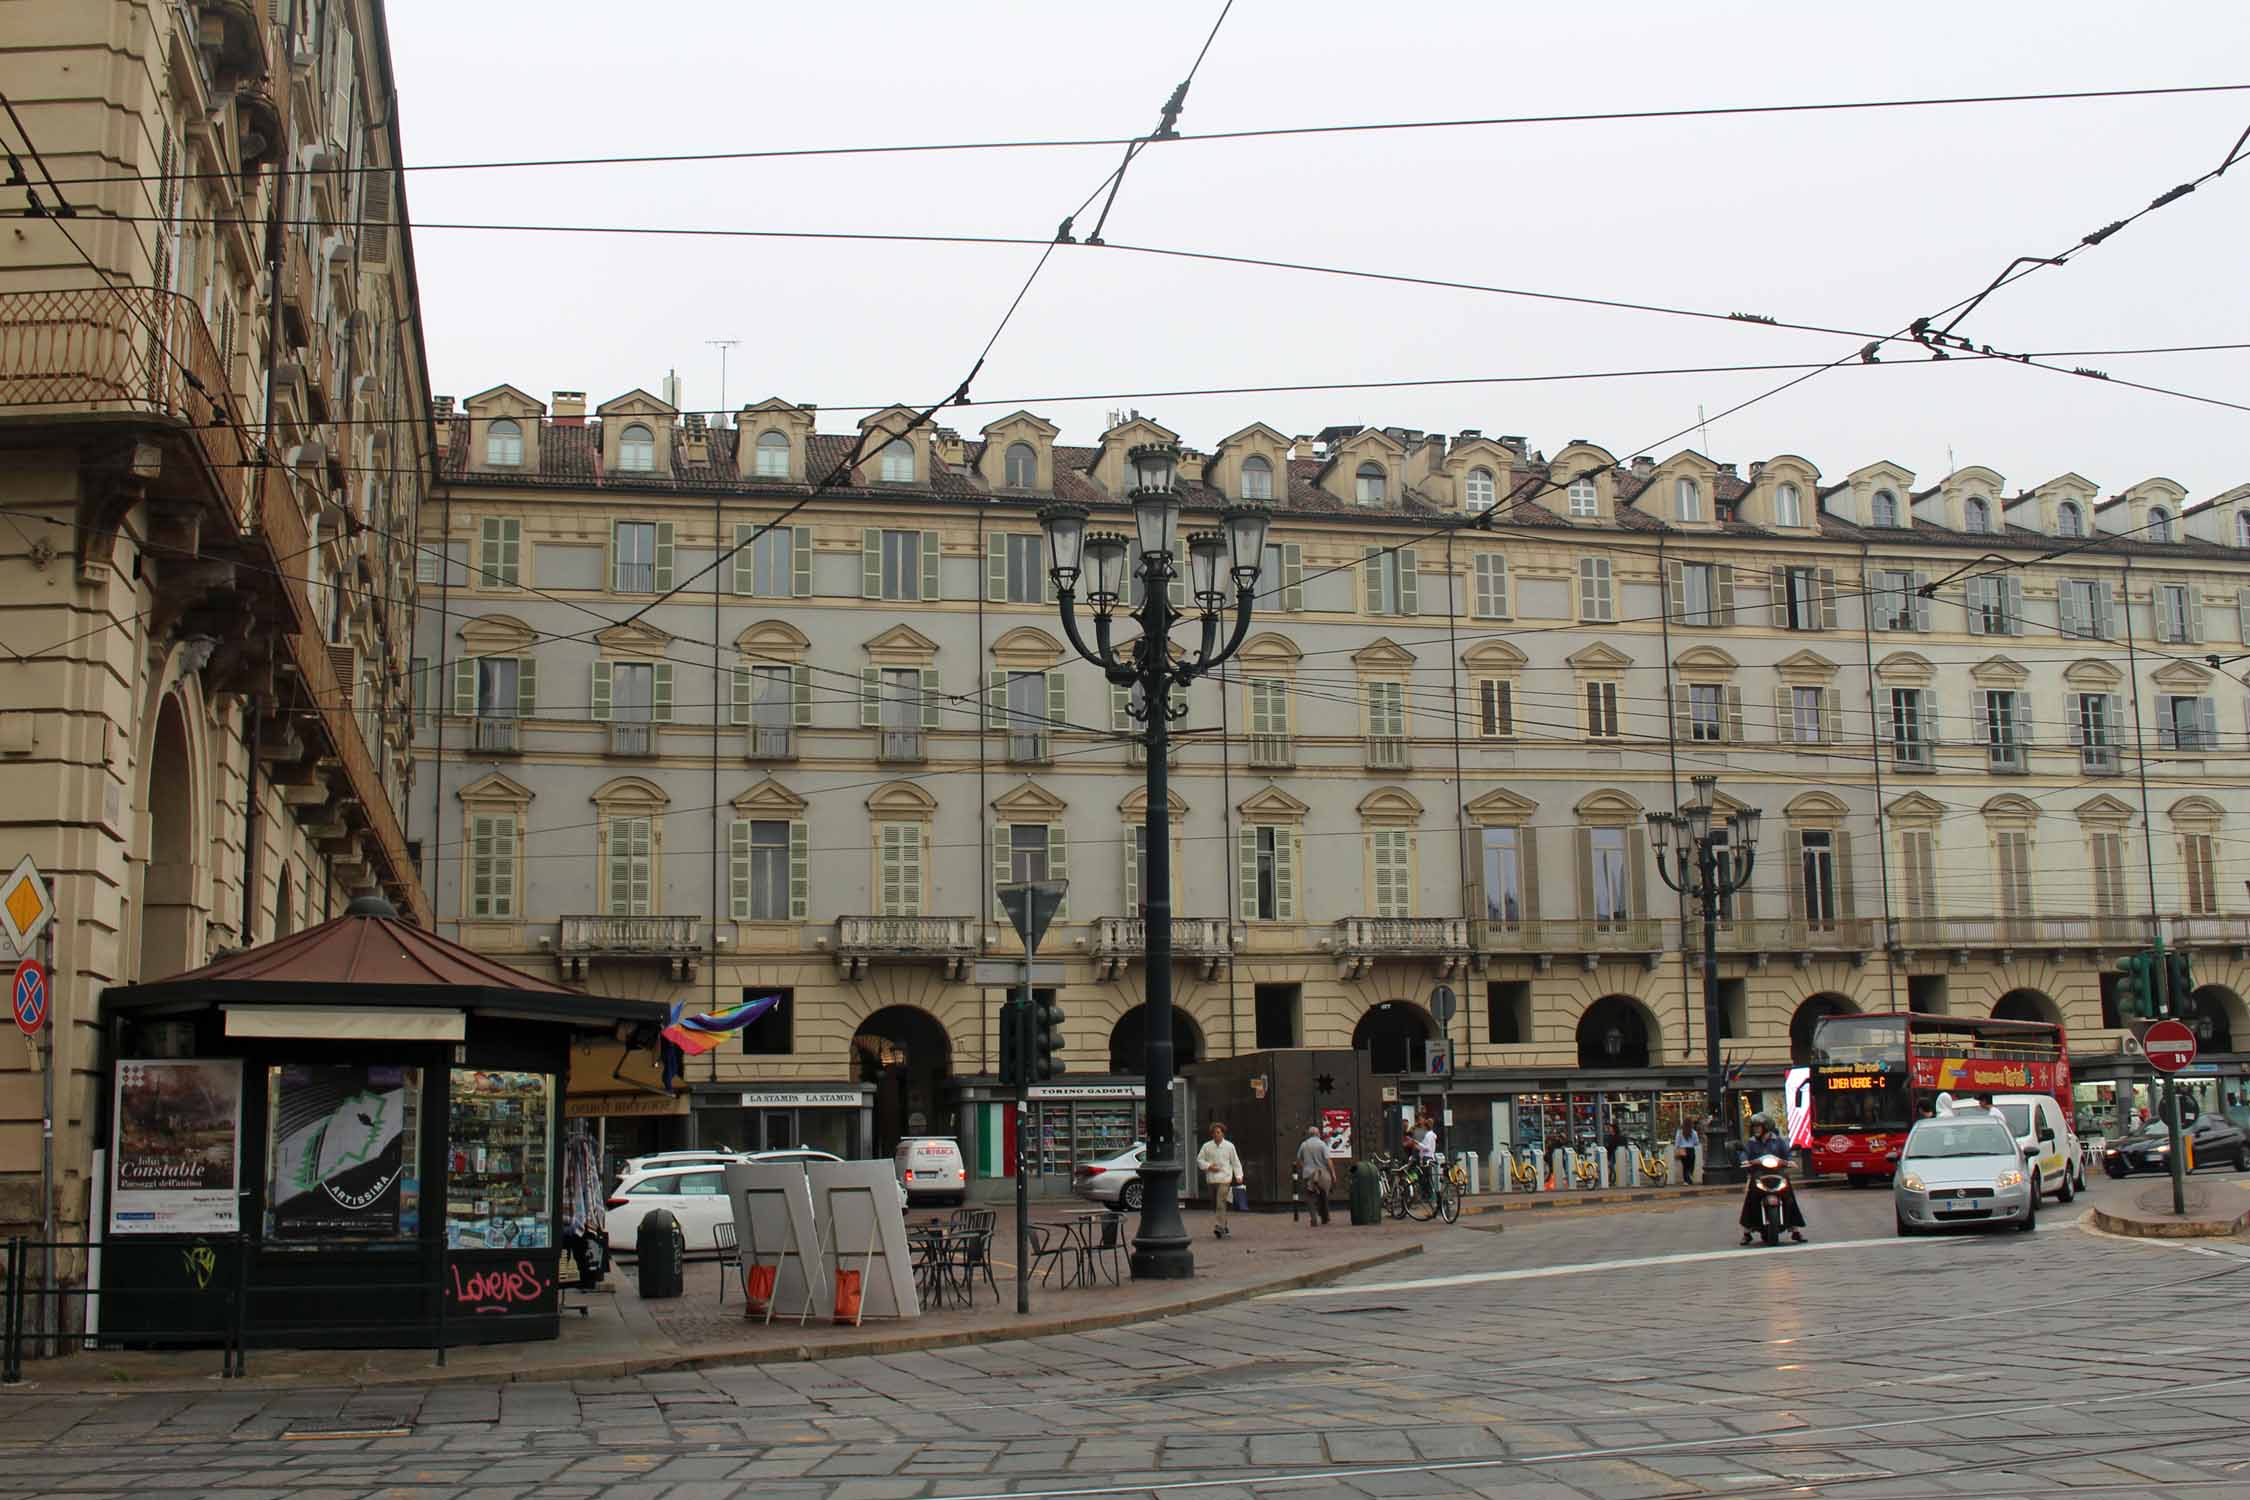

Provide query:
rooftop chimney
left=934, top=428, right=965, bottom=466
left=1630, top=455, right=1656, bottom=476
left=552, top=390, right=586, bottom=426
left=431, top=396, right=453, bottom=452
left=680, top=412, right=710, bottom=463
left=1177, top=449, right=1207, bottom=485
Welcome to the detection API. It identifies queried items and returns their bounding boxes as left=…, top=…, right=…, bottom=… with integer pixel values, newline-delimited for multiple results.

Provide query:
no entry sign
left=2142, top=1018, right=2198, bottom=1074
left=11, top=957, right=47, bottom=1036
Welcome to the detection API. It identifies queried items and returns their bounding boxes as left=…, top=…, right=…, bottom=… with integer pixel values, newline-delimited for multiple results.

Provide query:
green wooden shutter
left=590, top=661, right=612, bottom=721
left=1362, top=546, right=1382, bottom=613
left=861, top=528, right=881, bottom=598
left=900, top=826, right=924, bottom=917
left=1046, top=668, right=1067, bottom=727
left=652, top=522, right=675, bottom=592
left=610, top=522, right=627, bottom=592
left=1111, top=680, right=1130, bottom=731
left=861, top=667, right=881, bottom=727
left=1834, top=830, right=1856, bottom=919
left=1275, top=828, right=1297, bottom=920
left=651, top=663, right=673, bottom=722
left=516, top=656, right=537, bottom=716
left=1772, top=684, right=1792, bottom=743
left=1822, top=688, right=1843, bottom=746
left=452, top=658, right=477, bottom=715
left=1672, top=683, right=1691, bottom=741
left=1519, top=827, right=1539, bottom=922
left=789, top=819, right=809, bottom=920
left=1725, top=685, right=1744, bottom=743
left=1574, top=827, right=1596, bottom=939
left=920, top=530, right=941, bottom=601
left=1048, top=827, right=1069, bottom=917
left=987, top=669, right=1007, bottom=730
left=479, top=517, right=519, bottom=586
left=1281, top=544, right=1304, bottom=611
left=1125, top=826, right=1142, bottom=917
left=728, top=819, right=750, bottom=919
left=792, top=525, right=813, bottom=596
left=732, top=523, right=754, bottom=594
left=921, top=667, right=942, bottom=730
left=1236, top=828, right=1258, bottom=921
left=991, top=824, right=1011, bottom=921
left=1909, top=572, right=1932, bottom=632
left=791, top=664, right=811, bottom=726
left=1715, top=564, right=1736, bottom=626
left=986, top=533, right=1007, bottom=602
left=732, top=665, right=752, bottom=725
left=1398, top=548, right=1419, bottom=616
left=1818, top=567, right=1840, bottom=629
left=1664, top=559, right=1685, bottom=624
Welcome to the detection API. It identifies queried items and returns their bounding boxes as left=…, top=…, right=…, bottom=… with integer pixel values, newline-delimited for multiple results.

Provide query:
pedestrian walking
left=1673, top=1119, right=1700, bottom=1185
left=1295, top=1121, right=1337, bottom=1225
left=1197, top=1122, right=1244, bottom=1239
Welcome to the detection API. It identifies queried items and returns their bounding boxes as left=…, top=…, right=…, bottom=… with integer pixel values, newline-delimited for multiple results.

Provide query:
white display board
left=723, top=1161, right=827, bottom=1321
left=807, top=1159, right=918, bottom=1322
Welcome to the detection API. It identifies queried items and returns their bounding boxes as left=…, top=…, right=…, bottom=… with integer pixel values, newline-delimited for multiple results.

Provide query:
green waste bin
left=1350, top=1160, right=1382, bottom=1225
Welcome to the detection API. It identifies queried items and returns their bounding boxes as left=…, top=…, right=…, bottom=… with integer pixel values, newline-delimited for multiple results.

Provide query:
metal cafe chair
left=1085, top=1211, right=1125, bottom=1286
left=713, top=1220, right=744, bottom=1303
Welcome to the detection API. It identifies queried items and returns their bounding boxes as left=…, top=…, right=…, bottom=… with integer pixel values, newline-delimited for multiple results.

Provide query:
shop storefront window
left=447, top=1071, right=555, bottom=1250
left=265, top=1064, right=421, bottom=1241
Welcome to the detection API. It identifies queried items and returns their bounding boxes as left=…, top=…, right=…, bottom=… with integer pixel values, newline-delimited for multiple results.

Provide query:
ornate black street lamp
left=1647, top=773, right=1762, bottom=1184
left=1039, top=452, right=1269, bottom=1279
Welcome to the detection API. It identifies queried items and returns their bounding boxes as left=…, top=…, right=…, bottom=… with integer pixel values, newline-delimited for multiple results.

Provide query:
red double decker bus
left=1808, top=1012, right=2070, bottom=1184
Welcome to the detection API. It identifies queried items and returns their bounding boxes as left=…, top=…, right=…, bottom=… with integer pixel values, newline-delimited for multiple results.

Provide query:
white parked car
left=1072, top=1143, right=1146, bottom=1211
left=1893, top=1113, right=2038, bottom=1236
left=619, top=1148, right=746, bottom=1178
left=608, top=1149, right=903, bottom=1259
left=1988, top=1093, right=2083, bottom=1200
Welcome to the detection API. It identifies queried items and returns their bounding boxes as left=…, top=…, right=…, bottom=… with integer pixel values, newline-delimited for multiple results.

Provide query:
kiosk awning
left=223, top=1005, right=466, bottom=1041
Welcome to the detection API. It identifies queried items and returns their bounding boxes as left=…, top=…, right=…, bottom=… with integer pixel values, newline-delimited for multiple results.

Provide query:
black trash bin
left=636, top=1209, right=685, bottom=1299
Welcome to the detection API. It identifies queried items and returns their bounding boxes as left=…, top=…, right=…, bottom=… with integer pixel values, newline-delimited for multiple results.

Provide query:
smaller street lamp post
left=1039, top=455, right=1270, bottom=1279
left=1648, top=774, right=1761, bottom=1185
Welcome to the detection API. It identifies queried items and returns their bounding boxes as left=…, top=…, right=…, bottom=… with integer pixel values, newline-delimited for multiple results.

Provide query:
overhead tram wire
left=40, top=80, right=2250, bottom=191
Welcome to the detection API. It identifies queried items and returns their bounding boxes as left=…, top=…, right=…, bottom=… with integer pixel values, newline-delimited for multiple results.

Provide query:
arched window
left=1465, top=467, right=1495, bottom=512
left=1774, top=482, right=1802, bottom=527
left=1355, top=462, right=1385, bottom=505
left=1675, top=477, right=1703, bottom=522
left=618, top=423, right=656, bottom=472
left=1567, top=477, right=1598, bottom=518
left=2057, top=501, right=2083, bottom=538
left=1003, top=442, right=1036, bottom=488
left=754, top=430, right=790, bottom=478
left=1241, top=454, right=1274, bottom=501
left=1870, top=490, right=1897, bottom=528
left=879, top=438, right=914, bottom=483
left=2148, top=507, right=2173, bottom=542
left=485, top=417, right=522, bottom=467
left=1963, top=496, right=1989, bottom=533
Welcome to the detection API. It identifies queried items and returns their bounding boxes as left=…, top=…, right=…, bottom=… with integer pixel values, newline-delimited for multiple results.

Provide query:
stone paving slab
left=4, top=1206, right=1436, bottom=1395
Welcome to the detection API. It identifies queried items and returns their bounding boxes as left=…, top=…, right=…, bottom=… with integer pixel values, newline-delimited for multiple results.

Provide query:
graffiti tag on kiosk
left=180, top=1241, right=216, bottom=1290
left=448, top=1259, right=551, bottom=1314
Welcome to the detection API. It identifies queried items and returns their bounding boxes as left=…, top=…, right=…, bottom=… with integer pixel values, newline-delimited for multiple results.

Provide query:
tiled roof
left=434, top=414, right=2245, bottom=557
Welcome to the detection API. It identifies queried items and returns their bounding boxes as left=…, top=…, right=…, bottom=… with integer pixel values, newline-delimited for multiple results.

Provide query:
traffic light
left=2163, top=950, right=2193, bottom=1018
left=1033, top=996, right=1068, bottom=1081
left=2117, top=950, right=2155, bottom=1019
left=998, top=997, right=1027, bottom=1089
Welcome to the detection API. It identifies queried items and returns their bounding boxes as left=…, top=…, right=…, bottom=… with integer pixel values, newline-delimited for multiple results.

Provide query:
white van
left=1989, top=1093, right=2083, bottom=1201
left=894, top=1136, right=968, bottom=1206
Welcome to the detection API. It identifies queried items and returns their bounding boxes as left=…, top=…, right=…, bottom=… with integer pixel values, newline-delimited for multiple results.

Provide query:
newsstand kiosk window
left=263, top=1064, right=424, bottom=1240
left=447, top=1070, right=557, bottom=1250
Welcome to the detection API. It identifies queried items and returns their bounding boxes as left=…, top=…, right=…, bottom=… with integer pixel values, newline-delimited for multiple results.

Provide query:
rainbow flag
left=659, top=993, right=783, bottom=1087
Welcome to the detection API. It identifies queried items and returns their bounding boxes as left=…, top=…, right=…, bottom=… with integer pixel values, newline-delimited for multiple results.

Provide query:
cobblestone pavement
left=2, top=1169, right=2245, bottom=1497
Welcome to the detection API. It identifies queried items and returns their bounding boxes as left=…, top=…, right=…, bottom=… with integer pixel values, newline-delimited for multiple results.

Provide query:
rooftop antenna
left=1697, top=403, right=1711, bottom=452
left=707, top=339, right=738, bottom=416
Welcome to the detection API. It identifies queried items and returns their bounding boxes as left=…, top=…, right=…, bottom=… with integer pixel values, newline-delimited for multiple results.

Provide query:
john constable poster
left=110, top=1059, right=244, bottom=1234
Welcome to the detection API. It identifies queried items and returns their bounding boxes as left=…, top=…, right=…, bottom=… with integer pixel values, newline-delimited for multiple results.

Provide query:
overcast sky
left=389, top=1, right=2249, bottom=500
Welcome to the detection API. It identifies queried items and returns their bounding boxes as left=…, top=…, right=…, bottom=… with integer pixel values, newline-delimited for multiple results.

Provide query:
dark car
left=2102, top=1114, right=2249, bottom=1177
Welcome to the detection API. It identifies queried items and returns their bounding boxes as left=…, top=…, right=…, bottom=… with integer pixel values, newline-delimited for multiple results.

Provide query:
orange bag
left=743, top=1263, right=776, bottom=1313
left=833, top=1267, right=864, bottom=1323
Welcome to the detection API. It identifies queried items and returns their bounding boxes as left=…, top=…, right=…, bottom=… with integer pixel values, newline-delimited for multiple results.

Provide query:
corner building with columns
left=412, top=386, right=2250, bottom=1189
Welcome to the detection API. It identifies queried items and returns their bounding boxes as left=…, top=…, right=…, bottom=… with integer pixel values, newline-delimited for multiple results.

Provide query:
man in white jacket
left=1196, top=1122, right=1244, bottom=1239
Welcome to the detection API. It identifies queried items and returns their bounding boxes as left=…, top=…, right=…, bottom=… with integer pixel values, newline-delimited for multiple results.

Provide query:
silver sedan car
left=1894, top=1114, right=2037, bottom=1235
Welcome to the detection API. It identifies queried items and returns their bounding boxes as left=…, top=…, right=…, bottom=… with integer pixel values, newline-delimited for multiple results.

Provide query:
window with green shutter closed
left=478, top=517, right=520, bottom=587
left=607, top=816, right=653, bottom=916
left=1370, top=830, right=1412, bottom=918
left=877, top=822, right=923, bottom=916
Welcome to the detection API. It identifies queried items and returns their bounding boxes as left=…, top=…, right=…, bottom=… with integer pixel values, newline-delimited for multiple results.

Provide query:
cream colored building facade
left=0, top=1, right=432, bottom=1230
left=414, top=388, right=2250, bottom=1182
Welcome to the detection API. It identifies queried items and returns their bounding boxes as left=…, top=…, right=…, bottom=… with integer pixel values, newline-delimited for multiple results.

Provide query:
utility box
left=1182, top=1049, right=1371, bottom=1207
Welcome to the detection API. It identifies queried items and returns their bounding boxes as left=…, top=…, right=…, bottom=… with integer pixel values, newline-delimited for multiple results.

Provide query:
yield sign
left=0, top=856, right=52, bottom=954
